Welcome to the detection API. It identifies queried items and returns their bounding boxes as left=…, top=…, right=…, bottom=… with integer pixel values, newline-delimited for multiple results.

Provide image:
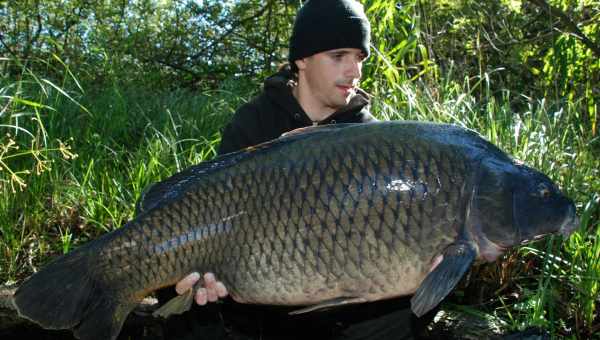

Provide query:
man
left=175, top=0, right=376, bottom=306
left=149, top=0, right=432, bottom=338
left=217, top=0, right=376, bottom=155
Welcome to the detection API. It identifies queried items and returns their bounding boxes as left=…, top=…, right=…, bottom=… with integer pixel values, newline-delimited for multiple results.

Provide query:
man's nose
left=345, top=60, right=362, bottom=79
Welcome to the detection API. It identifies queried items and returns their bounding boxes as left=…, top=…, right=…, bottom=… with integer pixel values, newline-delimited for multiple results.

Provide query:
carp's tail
left=13, top=243, right=137, bottom=340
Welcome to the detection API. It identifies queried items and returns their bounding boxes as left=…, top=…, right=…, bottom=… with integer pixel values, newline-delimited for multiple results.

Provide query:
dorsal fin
left=280, top=123, right=359, bottom=138
left=136, top=124, right=360, bottom=214
left=135, top=151, right=249, bottom=214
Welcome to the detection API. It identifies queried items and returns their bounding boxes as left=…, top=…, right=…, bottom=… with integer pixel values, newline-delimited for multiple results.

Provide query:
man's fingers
left=203, top=273, right=225, bottom=302
left=195, top=288, right=208, bottom=305
left=215, top=282, right=228, bottom=298
left=206, top=287, right=218, bottom=302
left=203, top=272, right=216, bottom=289
left=175, top=271, right=228, bottom=305
left=175, top=272, right=200, bottom=295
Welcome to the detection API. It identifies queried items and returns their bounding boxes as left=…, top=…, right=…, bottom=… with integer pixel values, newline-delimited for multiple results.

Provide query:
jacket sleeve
left=359, top=107, right=379, bottom=123
left=217, top=102, right=261, bottom=155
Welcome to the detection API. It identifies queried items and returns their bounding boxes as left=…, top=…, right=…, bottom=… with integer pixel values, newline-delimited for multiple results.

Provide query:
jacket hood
left=263, top=66, right=371, bottom=124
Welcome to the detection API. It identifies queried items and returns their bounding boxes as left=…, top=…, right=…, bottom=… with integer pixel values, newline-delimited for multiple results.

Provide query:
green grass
left=1, top=62, right=598, bottom=338
left=0, top=64, right=252, bottom=282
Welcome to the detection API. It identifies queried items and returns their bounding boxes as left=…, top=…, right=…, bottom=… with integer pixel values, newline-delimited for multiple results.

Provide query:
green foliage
left=409, top=0, right=599, bottom=134
left=0, top=57, right=79, bottom=193
left=363, top=0, right=435, bottom=86
left=0, top=0, right=298, bottom=87
left=0, top=62, right=249, bottom=281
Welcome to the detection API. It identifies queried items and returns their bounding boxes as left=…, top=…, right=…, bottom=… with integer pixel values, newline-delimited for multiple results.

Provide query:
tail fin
left=13, top=246, right=138, bottom=340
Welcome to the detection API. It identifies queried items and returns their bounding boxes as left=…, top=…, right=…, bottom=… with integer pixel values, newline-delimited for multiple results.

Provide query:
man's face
left=296, top=48, right=366, bottom=113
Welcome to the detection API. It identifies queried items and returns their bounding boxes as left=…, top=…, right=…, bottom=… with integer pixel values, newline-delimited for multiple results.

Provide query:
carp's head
left=470, top=158, right=578, bottom=261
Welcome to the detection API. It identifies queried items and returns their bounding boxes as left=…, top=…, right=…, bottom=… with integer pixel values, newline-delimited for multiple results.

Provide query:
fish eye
left=537, top=183, right=551, bottom=199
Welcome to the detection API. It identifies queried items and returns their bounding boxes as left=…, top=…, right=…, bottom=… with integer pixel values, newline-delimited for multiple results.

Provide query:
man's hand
left=175, top=272, right=228, bottom=305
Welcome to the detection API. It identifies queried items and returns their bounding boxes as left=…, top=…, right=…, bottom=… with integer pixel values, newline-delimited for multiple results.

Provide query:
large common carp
left=14, top=121, right=578, bottom=340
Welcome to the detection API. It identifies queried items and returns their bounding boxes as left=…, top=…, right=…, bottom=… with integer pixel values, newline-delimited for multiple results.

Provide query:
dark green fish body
left=14, top=121, right=578, bottom=340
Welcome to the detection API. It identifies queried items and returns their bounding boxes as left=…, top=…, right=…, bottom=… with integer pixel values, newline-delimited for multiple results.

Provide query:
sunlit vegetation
left=1, top=0, right=598, bottom=337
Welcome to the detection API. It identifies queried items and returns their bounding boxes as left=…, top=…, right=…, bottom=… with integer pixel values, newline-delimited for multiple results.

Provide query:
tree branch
left=22, top=7, right=43, bottom=61
left=527, top=0, right=600, bottom=57
left=188, top=0, right=274, bottom=62
left=0, top=31, right=18, bottom=59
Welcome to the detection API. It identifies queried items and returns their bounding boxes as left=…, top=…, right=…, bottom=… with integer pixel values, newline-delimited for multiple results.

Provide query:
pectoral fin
left=152, top=288, right=195, bottom=319
left=410, top=243, right=476, bottom=317
left=289, top=297, right=368, bottom=315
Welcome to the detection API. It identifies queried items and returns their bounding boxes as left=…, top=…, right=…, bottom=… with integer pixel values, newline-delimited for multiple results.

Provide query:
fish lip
left=559, top=206, right=579, bottom=237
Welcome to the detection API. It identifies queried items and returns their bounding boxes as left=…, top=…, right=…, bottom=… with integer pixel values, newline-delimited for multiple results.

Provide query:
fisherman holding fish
left=156, top=0, right=424, bottom=339
left=14, top=1, right=579, bottom=339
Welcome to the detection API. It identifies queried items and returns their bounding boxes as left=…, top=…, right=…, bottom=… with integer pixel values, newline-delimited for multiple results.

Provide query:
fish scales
left=14, top=121, right=578, bottom=340
left=95, top=124, right=465, bottom=306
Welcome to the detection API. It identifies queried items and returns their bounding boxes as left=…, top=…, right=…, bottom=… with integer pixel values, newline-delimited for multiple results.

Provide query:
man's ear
left=295, top=58, right=306, bottom=71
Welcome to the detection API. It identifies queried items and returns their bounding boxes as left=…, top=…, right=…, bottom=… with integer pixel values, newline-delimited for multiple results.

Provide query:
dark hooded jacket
left=174, top=69, right=432, bottom=340
left=150, top=70, right=435, bottom=340
left=218, top=66, right=377, bottom=155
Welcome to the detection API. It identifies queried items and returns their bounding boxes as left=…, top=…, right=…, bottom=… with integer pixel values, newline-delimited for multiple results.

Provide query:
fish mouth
left=519, top=205, right=578, bottom=244
left=559, top=205, right=579, bottom=237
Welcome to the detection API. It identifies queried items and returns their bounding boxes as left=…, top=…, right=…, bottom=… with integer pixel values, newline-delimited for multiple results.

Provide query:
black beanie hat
left=289, top=0, right=371, bottom=63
